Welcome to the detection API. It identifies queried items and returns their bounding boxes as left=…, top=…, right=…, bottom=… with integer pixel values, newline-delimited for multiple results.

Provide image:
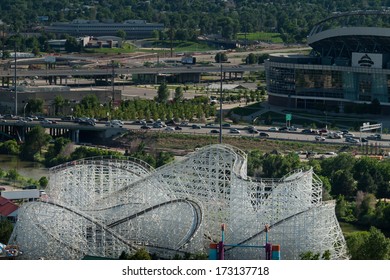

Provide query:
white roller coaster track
left=9, top=145, right=348, bottom=260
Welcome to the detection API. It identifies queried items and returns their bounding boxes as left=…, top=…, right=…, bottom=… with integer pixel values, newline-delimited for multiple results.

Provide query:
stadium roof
left=307, top=10, right=390, bottom=57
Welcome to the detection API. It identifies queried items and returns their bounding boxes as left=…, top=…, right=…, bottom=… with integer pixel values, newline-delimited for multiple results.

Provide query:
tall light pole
left=219, top=62, right=223, bottom=144
left=14, top=41, right=17, bottom=116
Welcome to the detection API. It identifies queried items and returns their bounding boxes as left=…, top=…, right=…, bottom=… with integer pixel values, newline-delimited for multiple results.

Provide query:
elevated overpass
left=0, top=119, right=124, bottom=143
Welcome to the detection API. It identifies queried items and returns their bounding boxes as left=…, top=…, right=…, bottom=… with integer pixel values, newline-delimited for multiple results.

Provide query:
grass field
left=151, top=40, right=215, bottom=52
left=237, top=32, right=284, bottom=43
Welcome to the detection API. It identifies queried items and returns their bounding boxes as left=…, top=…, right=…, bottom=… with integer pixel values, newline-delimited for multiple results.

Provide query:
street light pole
left=23, top=102, right=28, bottom=118
left=14, top=41, right=17, bottom=116
left=219, top=63, right=223, bottom=144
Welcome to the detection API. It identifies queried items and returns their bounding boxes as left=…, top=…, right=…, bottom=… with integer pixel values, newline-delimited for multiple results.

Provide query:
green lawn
left=150, top=40, right=215, bottom=52
left=339, top=222, right=368, bottom=237
left=84, top=43, right=136, bottom=54
left=237, top=32, right=284, bottom=43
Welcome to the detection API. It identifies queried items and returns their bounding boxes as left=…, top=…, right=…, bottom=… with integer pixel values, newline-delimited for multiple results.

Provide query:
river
left=0, top=154, right=49, bottom=181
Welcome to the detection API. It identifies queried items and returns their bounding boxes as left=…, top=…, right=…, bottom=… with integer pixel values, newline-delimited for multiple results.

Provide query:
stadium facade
left=265, top=10, right=390, bottom=114
left=9, top=144, right=348, bottom=260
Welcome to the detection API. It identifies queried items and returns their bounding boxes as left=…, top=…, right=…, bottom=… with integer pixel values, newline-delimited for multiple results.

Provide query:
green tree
left=39, top=176, right=49, bottom=188
left=119, top=248, right=151, bottom=260
left=65, top=36, right=81, bottom=53
left=300, top=250, right=331, bottom=260
left=346, top=227, right=390, bottom=260
left=215, top=52, right=228, bottom=63
left=0, top=219, right=14, bottom=244
left=0, top=140, right=20, bottom=155
left=174, top=86, right=184, bottom=102
left=116, top=29, right=126, bottom=41
left=246, top=53, right=257, bottom=64
left=53, top=95, right=65, bottom=116
left=26, top=98, right=44, bottom=114
left=20, top=126, right=52, bottom=161
left=331, top=169, right=357, bottom=198
left=6, top=169, right=19, bottom=181
left=156, top=83, right=170, bottom=103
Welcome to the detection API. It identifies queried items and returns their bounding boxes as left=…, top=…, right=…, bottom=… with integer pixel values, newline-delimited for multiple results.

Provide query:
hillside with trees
left=2, top=1, right=390, bottom=43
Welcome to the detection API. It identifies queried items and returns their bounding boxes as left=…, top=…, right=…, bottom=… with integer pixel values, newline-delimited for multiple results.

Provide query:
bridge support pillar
left=71, top=129, right=79, bottom=143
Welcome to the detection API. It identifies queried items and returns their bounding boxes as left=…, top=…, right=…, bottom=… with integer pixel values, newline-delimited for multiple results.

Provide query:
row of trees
left=2, top=0, right=389, bottom=45
left=0, top=125, right=175, bottom=169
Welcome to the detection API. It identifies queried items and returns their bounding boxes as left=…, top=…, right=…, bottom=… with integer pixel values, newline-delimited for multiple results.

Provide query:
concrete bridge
left=0, top=120, right=124, bottom=144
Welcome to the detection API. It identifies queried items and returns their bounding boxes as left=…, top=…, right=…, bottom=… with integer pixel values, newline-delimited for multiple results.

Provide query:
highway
left=3, top=117, right=390, bottom=149
left=0, top=64, right=264, bottom=79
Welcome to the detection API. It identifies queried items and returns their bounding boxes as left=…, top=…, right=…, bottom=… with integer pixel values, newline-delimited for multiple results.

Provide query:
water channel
left=0, top=154, right=49, bottom=181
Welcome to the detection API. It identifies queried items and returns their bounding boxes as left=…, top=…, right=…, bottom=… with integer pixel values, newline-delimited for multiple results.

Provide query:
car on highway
left=302, top=128, right=319, bottom=134
left=174, top=126, right=182, bottom=130
left=367, top=134, right=381, bottom=140
left=259, top=132, right=269, bottom=138
left=40, top=119, right=52, bottom=124
left=278, top=126, right=288, bottom=131
left=61, top=116, right=75, bottom=121
left=205, top=123, right=216, bottom=127
left=165, top=120, right=177, bottom=126
left=210, top=129, right=220, bottom=134
left=345, top=137, right=359, bottom=143
left=344, top=133, right=355, bottom=138
left=287, top=126, right=298, bottom=131
left=268, top=127, right=279, bottom=131
left=140, top=125, right=151, bottom=129
left=191, top=124, right=201, bottom=129
left=315, top=136, right=326, bottom=141
left=230, top=128, right=240, bottom=134
left=153, top=123, right=164, bottom=128
left=165, top=127, right=175, bottom=131
left=248, top=128, right=259, bottom=134
left=222, top=123, right=231, bottom=128
left=111, top=122, right=123, bottom=128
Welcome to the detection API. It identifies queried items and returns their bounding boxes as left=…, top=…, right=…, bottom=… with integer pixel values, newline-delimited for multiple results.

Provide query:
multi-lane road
left=3, top=117, right=390, bottom=149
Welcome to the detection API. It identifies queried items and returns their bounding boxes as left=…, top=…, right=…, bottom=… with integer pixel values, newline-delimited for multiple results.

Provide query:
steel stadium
left=9, top=144, right=348, bottom=260
left=265, top=10, right=390, bottom=114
